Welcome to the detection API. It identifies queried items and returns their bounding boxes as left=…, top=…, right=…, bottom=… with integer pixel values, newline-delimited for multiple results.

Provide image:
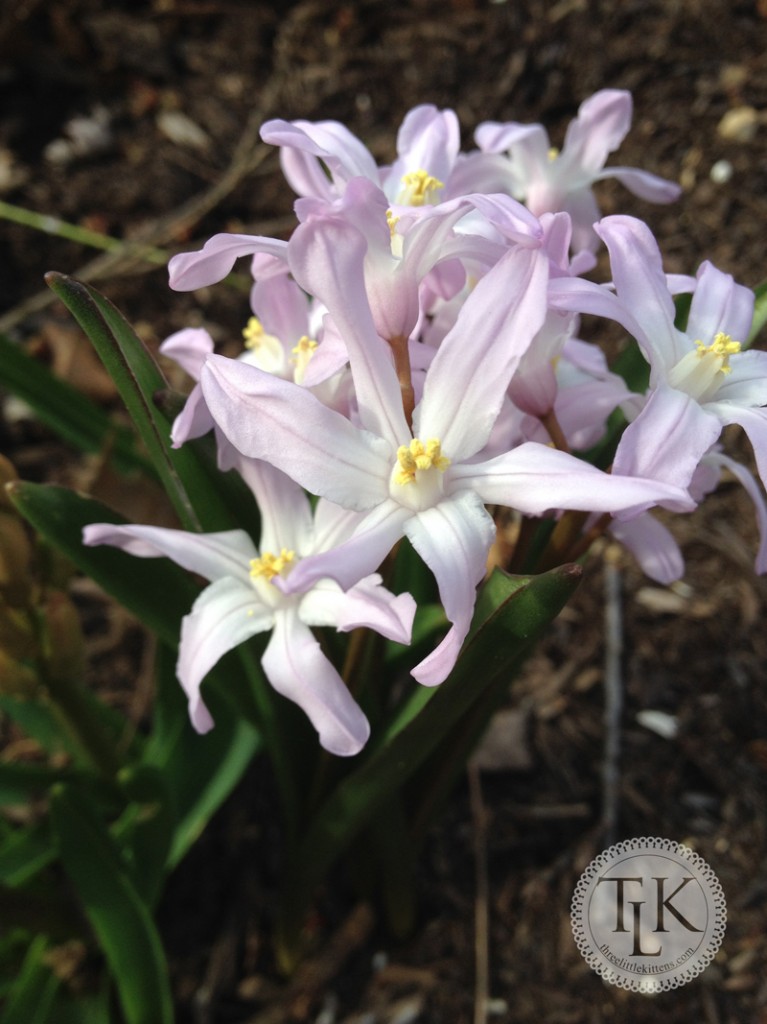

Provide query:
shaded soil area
left=2, top=1, right=767, bottom=1021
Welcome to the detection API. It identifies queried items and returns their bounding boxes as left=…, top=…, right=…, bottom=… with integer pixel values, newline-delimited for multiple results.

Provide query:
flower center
left=398, top=169, right=444, bottom=207
left=242, top=316, right=285, bottom=374
left=667, top=331, right=742, bottom=402
left=390, top=438, right=450, bottom=511
left=249, top=548, right=295, bottom=581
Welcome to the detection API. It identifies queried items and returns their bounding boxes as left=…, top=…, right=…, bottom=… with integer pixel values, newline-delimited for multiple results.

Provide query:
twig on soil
left=602, top=552, right=623, bottom=846
left=468, top=762, right=490, bottom=1024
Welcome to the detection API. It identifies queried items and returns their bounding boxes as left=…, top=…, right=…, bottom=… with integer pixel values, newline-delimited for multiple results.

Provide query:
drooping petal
left=168, top=234, right=288, bottom=291
left=177, top=577, right=273, bottom=732
left=707, top=403, right=767, bottom=491
left=201, top=355, right=392, bottom=510
left=712, top=453, right=767, bottom=574
left=300, top=574, right=416, bottom=644
left=594, top=166, right=682, bottom=203
left=260, top=119, right=380, bottom=195
left=405, top=491, right=496, bottom=687
left=169, top=384, right=213, bottom=447
left=560, top=90, right=633, bottom=177
left=608, top=513, right=684, bottom=584
left=415, top=245, right=548, bottom=461
left=612, top=386, right=722, bottom=500
left=159, top=327, right=214, bottom=379
left=83, top=522, right=256, bottom=584
left=262, top=609, right=370, bottom=756
left=454, top=441, right=696, bottom=515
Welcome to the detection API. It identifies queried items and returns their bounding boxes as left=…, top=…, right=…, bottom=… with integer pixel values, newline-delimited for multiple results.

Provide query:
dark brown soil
left=2, top=1, right=767, bottom=1022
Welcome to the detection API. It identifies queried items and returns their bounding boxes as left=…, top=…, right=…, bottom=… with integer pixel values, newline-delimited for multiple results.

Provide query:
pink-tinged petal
left=594, top=166, right=682, bottom=203
left=159, top=327, right=214, bottom=379
left=594, top=216, right=684, bottom=372
left=475, top=121, right=550, bottom=164
left=416, top=246, right=548, bottom=460
left=455, top=193, right=544, bottom=247
left=390, top=104, right=460, bottom=186
left=707, top=404, right=767, bottom=492
left=710, top=350, right=767, bottom=406
left=609, top=514, right=684, bottom=584
left=612, top=386, right=722, bottom=499
left=233, top=459, right=314, bottom=556
left=405, top=491, right=496, bottom=686
left=300, top=575, right=416, bottom=644
left=178, top=577, right=273, bottom=733
left=288, top=215, right=410, bottom=448
left=547, top=276, right=648, bottom=352
left=201, top=356, right=392, bottom=510
left=712, top=453, right=767, bottom=574
left=83, top=522, right=256, bottom=584
left=685, top=261, right=754, bottom=346
left=561, top=90, right=633, bottom=175
left=281, top=500, right=412, bottom=594
left=454, top=441, right=696, bottom=515
left=251, top=274, right=309, bottom=344
left=562, top=187, right=602, bottom=253
left=301, top=314, right=350, bottom=387
left=260, top=119, right=380, bottom=191
left=262, top=610, right=370, bottom=756
left=169, top=384, right=213, bottom=447
left=168, top=234, right=288, bottom=291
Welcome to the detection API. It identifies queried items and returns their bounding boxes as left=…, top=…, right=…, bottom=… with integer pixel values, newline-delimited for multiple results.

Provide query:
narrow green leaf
left=0, top=333, right=154, bottom=478
left=0, top=936, right=60, bottom=1024
left=276, top=565, right=581, bottom=964
left=45, top=273, right=234, bottom=532
left=0, top=821, right=55, bottom=887
left=747, top=279, right=767, bottom=346
left=0, top=761, right=80, bottom=806
left=50, top=784, right=173, bottom=1024
left=114, top=766, right=174, bottom=908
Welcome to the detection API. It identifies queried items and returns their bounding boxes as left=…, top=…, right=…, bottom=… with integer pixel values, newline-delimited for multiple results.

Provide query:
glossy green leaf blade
left=0, top=333, right=153, bottom=478
left=7, top=481, right=197, bottom=646
left=277, top=565, right=581, bottom=957
left=50, top=784, right=173, bottom=1024
left=0, top=936, right=60, bottom=1024
left=45, top=273, right=231, bottom=532
left=747, top=278, right=767, bottom=346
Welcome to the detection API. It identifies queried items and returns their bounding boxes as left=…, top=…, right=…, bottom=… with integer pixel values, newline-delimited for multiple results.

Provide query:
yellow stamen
left=695, top=331, right=741, bottom=374
left=249, top=548, right=295, bottom=581
left=548, top=146, right=559, bottom=161
left=243, top=316, right=266, bottom=349
left=386, top=208, right=400, bottom=237
left=394, top=438, right=450, bottom=485
left=400, top=169, right=444, bottom=207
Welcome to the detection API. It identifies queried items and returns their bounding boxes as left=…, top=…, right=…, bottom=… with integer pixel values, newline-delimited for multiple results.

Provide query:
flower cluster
left=85, top=90, right=767, bottom=756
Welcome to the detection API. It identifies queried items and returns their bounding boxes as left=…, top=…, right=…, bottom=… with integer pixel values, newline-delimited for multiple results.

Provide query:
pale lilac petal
left=405, top=491, right=496, bottom=686
left=201, top=356, right=392, bottom=510
left=594, top=166, right=682, bottom=203
left=260, top=119, right=380, bottom=189
left=234, top=459, right=314, bottom=556
left=710, top=350, right=767, bottom=406
left=168, top=234, right=288, bottom=291
left=300, top=575, right=416, bottom=644
left=281, top=500, right=412, bottom=593
left=685, top=261, right=754, bottom=345
left=251, top=274, right=309, bottom=344
left=454, top=441, right=696, bottom=514
left=609, top=514, right=684, bottom=584
left=159, top=327, right=214, bottom=379
left=416, top=246, right=548, bottom=460
left=178, top=577, right=273, bottom=732
left=262, top=610, right=370, bottom=756
left=475, top=121, right=550, bottom=166
left=169, top=384, right=213, bottom=447
left=547, top=276, right=648, bottom=350
left=712, top=453, right=767, bottom=574
left=594, top=216, right=684, bottom=372
left=562, top=187, right=602, bottom=253
left=708, top=404, right=767, bottom=491
left=561, top=90, right=633, bottom=174
left=612, top=386, right=722, bottom=496
left=300, top=315, right=350, bottom=387
left=83, top=522, right=256, bottom=583
left=392, top=105, right=460, bottom=185
left=288, top=215, right=410, bottom=447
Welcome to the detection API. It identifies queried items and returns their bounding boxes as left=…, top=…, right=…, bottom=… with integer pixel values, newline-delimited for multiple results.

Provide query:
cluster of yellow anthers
left=250, top=549, right=295, bottom=581
left=400, top=169, right=444, bottom=207
left=695, top=331, right=741, bottom=374
left=242, top=317, right=274, bottom=350
left=394, top=438, right=451, bottom=486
